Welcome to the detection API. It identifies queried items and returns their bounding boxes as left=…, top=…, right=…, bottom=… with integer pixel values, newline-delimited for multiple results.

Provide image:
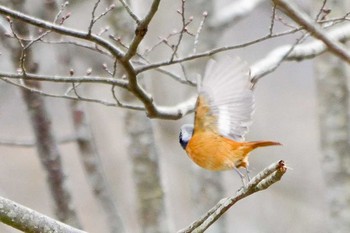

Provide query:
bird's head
left=179, top=124, right=194, bottom=150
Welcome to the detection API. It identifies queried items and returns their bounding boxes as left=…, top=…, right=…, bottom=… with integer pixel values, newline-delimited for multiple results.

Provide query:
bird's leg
left=245, top=167, right=251, bottom=182
left=233, top=167, right=247, bottom=188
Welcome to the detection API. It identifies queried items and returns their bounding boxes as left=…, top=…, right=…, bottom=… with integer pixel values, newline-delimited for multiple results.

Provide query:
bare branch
left=123, top=0, right=161, bottom=60
left=252, top=33, right=307, bottom=85
left=315, top=0, right=328, bottom=21
left=88, top=0, right=102, bottom=34
left=94, top=4, right=116, bottom=26
left=269, top=3, right=277, bottom=35
left=0, top=195, right=86, bottom=233
left=170, top=0, right=193, bottom=61
left=138, top=13, right=350, bottom=73
left=136, top=28, right=302, bottom=73
left=155, top=67, right=196, bottom=86
left=119, top=0, right=140, bottom=23
left=2, top=76, right=196, bottom=119
left=2, top=4, right=349, bottom=121
left=53, top=1, right=70, bottom=24
left=0, top=134, right=78, bottom=147
left=1, top=77, right=124, bottom=108
left=0, top=5, right=170, bottom=118
left=274, top=0, right=350, bottom=64
left=251, top=22, right=350, bottom=80
left=192, top=11, right=208, bottom=54
left=0, top=5, right=124, bottom=59
left=0, top=72, right=128, bottom=87
left=111, top=85, right=146, bottom=110
left=178, top=160, right=287, bottom=233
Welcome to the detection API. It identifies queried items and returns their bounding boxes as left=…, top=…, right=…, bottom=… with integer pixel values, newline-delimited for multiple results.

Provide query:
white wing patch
left=217, top=105, right=230, bottom=136
left=200, top=57, right=255, bottom=141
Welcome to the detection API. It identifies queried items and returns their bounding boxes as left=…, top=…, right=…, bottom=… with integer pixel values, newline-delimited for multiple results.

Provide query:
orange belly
left=185, top=131, right=250, bottom=171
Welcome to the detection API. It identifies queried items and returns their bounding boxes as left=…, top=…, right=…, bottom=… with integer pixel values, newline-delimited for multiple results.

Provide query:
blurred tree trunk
left=314, top=2, right=350, bottom=232
left=7, top=0, right=82, bottom=228
left=315, top=52, right=350, bottom=233
left=124, top=110, right=169, bottom=233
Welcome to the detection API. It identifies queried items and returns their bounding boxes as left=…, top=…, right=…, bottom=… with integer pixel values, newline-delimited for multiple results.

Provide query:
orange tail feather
left=248, top=141, right=282, bottom=149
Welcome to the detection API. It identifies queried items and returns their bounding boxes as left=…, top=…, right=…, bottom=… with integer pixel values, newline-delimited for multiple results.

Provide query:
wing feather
left=195, top=57, right=255, bottom=141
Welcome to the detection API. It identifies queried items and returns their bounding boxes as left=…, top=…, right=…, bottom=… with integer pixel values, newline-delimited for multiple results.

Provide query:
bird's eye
left=179, top=131, right=188, bottom=149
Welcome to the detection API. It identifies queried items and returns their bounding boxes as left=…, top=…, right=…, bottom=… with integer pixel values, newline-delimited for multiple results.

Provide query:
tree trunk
left=124, top=110, right=169, bottom=233
left=314, top=1, right=350, bottom=232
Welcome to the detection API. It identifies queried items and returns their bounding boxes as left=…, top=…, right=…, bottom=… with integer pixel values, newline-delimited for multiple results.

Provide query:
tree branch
left=2, top=4, right=350, bottom=120
left=178, top=160, right=287, bottom=233
left=0, top=195, right=86, bottom=233
left=123, top=0, right=160, bottom=60
left=0, top=72, right=128, bottom=87
left=274, top=0, right=350, bottom=64
left=251, top=23, right=350, bottom=81
left=0, top=5, right=124, bottom=59
left=0, top=134, right=78, bottom=147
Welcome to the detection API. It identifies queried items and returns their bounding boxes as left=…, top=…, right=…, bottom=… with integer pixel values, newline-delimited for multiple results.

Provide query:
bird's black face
left=179, top=131, right=189, bottom=150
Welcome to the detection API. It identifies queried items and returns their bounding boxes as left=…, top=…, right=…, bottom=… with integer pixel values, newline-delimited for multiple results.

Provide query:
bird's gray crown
left=179, top=124, right=194, bottom=149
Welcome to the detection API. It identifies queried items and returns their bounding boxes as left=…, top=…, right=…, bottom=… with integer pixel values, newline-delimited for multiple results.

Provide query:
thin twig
left=0, top=134, right=79, bottom=147
left=315, top=0, right=328, bottom=21
left=94, top=4, right=115, bottom=24
left=111, top=85, right=145, bottom=110
left=1, top=77, right=137, bottom=109
left=0, top=71, right=128, bottom=87
left=0, top=5, right=124, bottom=59
left=137, top=17, right=350, bottom=73
left=251, top=23, right=350, bottom=80
left=192, top=11, right=208, bottom=54
left=88, top=0, right=101, bottom=34
left=123, top=0, right=160, bottom=60
left=137, top=29, right=300, bottom=73
left=170, top=0, right=191, bottom=61
left=119, top=0, right=140, bottom=23
left=269, top=3, right=277, bottom=35
left=252, top=32, right=308, bottom=85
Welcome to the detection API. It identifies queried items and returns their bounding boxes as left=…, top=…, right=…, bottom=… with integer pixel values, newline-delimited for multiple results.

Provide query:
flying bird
left=179, top=57, right=281, bottom=182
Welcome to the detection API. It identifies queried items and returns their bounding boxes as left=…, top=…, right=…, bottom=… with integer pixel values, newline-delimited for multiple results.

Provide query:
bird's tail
left=248, top=141, right=282, bottom=149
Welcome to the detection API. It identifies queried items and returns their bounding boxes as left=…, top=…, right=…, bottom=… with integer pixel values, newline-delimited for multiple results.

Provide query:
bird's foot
left=234, top=167, right=248, bottom=190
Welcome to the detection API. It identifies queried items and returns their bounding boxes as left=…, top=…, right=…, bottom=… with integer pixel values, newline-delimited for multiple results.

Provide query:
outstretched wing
left=194, top=57, right=255, bottom=141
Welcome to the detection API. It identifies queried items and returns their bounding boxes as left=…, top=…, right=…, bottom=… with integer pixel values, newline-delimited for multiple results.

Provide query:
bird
left=179, top=56, right=281, bottom=182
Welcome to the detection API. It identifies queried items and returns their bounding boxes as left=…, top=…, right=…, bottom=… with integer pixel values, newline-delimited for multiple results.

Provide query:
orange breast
left=185, top=131, right=251, bottom=171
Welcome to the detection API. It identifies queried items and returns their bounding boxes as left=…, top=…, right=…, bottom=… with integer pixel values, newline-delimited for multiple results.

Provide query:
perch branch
left=178, top=160, right=287, bottom=233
